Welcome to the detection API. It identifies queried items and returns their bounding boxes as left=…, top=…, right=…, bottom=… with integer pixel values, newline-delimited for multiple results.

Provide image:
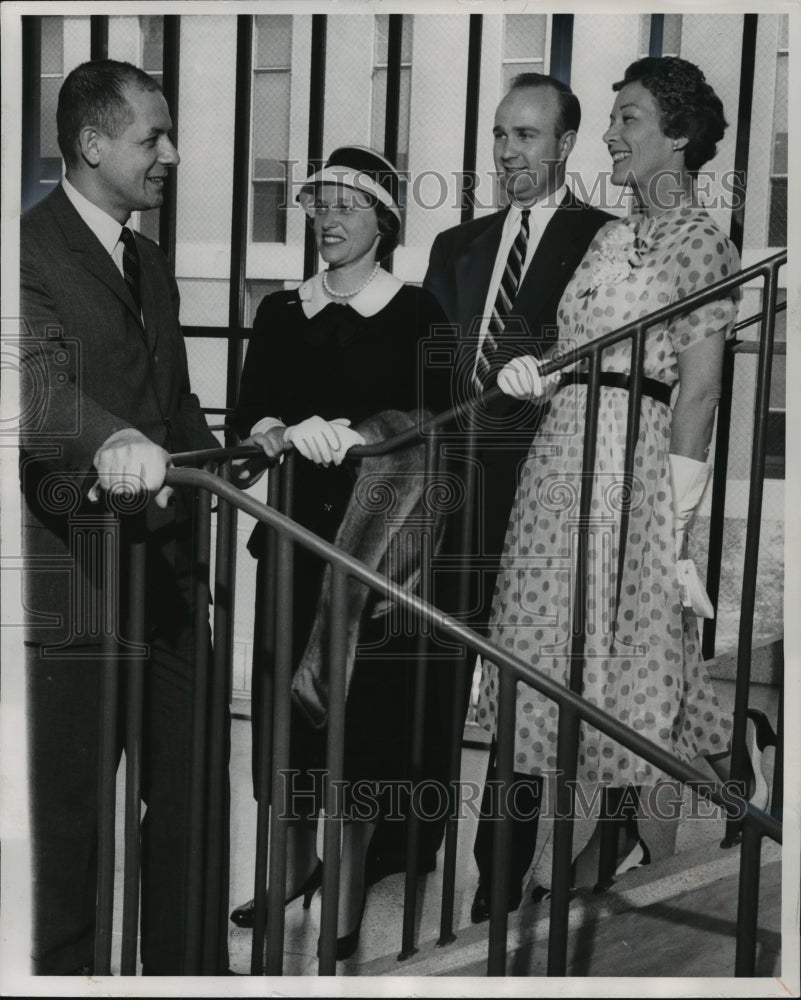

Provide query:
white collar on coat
left=298, top=268, right=404, bottom=318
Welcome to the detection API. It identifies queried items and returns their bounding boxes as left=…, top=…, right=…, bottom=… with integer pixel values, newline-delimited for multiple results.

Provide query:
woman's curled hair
left=614, top=57, right=728, bottom=174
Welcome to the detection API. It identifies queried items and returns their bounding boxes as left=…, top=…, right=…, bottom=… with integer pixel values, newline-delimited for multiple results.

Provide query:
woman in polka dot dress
left=480, top=57, right=742, bottom=885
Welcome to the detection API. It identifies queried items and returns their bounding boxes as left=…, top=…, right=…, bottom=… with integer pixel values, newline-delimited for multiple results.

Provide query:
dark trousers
left=25, top=508, right=229, bottom=975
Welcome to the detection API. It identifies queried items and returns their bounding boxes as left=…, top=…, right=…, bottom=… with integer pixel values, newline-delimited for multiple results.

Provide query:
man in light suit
left=421, top=73, right=614, bottom=922
left=20, top=60, right=227, bottom=974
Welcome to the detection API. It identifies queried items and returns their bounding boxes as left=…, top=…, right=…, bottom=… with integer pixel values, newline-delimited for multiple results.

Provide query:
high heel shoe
left=744, top=708, right=776, bottom=812
left=229, top=859, right=323, bottom=928
left=335, top=886, right=368, bottom=961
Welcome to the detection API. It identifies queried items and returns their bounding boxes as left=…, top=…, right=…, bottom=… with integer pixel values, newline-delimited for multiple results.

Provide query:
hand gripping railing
left=94, top=248, right=784, bottom=976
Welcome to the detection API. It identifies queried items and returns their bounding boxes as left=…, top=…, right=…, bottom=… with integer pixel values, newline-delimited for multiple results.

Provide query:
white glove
left=669, top=452, right=714, bottom=618
left=496, top=355, right=563, bottom=401
left=283, top=416, right=366, bottom=467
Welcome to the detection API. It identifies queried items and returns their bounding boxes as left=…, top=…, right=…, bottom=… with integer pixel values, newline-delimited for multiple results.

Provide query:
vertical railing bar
left=399, top=432, right=437, bottom=960
left=90, top=15, right=109, bottom=60
left=383, top=14, right=403, bottom=171
left=202, top=463, right=234, bottom=971
left=702, top=342, right=736, bottom=660
left=460, top=15, right=483, bottom=224
left=158, top=15, right=181, bottom=269
left=725, top=263, right=779, bottom=845
left=120, top=516, right=147, bottom=975
left=303, top=15, right=327, bottom=279
left=613, top=328, right=644, bottom=628
left=728, top=13, right=758, bottom=257
left=263, top=462, right=296, bottom=975
left=317, top=565, right=349, bottom=974
left=549, top=14, right=574, bottom=85
left=382, top=13, right=403, bottom=274
left=648, top=13, right=665, bottom=56
left=569, top=349, right=602, bottom=692
left=438, top=420, right=478, bottom=946
left=734, top=819, right=762, bottom=976
left=225, top=14, right=253, bottom=449
left=21, top=16, right=41, bottom=214
left=546, top=703, right=580, bottom=976
left=94, top=514, right=120, bottom=975
left=486, top=659, right=516, bottom=976
left=183, top=475, right=213, bottom=972
left=251, top=464, right=282, bottom=975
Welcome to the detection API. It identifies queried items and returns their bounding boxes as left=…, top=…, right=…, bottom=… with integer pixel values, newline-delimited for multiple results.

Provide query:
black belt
left=558, top=371, right=673, bottom=406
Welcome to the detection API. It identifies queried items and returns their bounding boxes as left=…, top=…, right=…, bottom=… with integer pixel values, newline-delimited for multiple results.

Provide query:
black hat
left=297, top=145, right=401, bottom=220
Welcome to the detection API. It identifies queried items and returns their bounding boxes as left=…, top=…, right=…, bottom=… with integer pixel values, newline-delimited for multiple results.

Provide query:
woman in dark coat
left=231, top=146, right=453, bottom=958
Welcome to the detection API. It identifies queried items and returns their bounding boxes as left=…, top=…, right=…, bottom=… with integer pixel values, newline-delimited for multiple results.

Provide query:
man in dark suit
left=19, top=60, right=227, bottom=974
left=421, top=73, right=614, bottom=922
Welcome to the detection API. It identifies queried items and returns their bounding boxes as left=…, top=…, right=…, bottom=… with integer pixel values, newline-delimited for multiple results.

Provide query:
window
left=502, top=14, right=547, bottom=91
left=251, top=15, right=292, bottom=244
left=767, top=15, right=788, bottom=247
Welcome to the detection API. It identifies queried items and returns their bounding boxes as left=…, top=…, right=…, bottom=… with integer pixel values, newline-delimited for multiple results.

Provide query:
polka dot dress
left=478, top=206, right=741, bottom=789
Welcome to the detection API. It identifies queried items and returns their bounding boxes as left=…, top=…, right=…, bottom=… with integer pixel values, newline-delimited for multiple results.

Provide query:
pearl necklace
left=322, top=263, right=380, bottom=299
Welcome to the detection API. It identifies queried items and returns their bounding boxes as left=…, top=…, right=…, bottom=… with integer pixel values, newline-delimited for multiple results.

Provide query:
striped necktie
left=474, top=208, right=531, bottom=393
left=119, top=227, right=142, bottom=317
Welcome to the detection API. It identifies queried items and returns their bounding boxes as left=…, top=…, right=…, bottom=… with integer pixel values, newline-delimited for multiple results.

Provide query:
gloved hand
left=496, top=355, right=562, bottom=400
left=669, top=452, right=714, bottom=618
left=283, top=416, right=366, bottom=467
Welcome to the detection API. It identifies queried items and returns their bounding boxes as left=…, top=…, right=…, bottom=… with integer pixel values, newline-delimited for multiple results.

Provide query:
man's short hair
left=509, top=72, right=581, bottom=138
left=57, top=59, right=162, bottom=167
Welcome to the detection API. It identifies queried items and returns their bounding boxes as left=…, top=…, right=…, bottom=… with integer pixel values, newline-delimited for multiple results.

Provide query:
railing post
left=438, top=419, right=478, bottom=947
left=251, top=464, right=282, bottom=974
left=183, top=474, right=213, bottom=972
left=724, top=264, right=779, bottom=847
left=94, top=512, right=120, bottom=976
left=547, top=704, right=580, bottom=976
left=735, top=818, right=762, bottom=976
left=399, top=433, right=438, bottom=961
left=263, top=457, right=296, bottom=975
left=486, top=660, right=517, bottom=976
left=202, top=462, right=234, bottom=972
left=317, top=565, right=349, bottom=974
left=121, top=512, right=147, bottom=975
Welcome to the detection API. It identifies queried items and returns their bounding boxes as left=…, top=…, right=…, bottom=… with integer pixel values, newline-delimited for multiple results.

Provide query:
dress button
left=164, top=417, right=172, bottom=429
left=324, top=503, right=333, bottom=512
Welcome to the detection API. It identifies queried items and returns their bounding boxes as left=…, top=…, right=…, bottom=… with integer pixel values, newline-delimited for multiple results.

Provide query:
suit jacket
left=423, top=189, right=613, bottom=359
left=19, top=185, right=217, bottom=643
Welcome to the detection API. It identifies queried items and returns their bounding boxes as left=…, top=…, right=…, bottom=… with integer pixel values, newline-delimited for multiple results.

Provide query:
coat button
left=164, top=417, right=172, bottom=429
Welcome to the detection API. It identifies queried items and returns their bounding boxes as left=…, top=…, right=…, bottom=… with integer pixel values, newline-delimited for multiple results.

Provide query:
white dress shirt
left=62, top=176, right=130, bottom=279
left=473, top=183, right=568, bottom=377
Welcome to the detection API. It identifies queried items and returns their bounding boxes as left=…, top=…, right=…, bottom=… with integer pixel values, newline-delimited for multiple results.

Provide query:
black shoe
left=469, top=881, right=521, bottom=924
left=230, top=859, right=323, bottom=928
left=336, top=887, right=368, bottom=961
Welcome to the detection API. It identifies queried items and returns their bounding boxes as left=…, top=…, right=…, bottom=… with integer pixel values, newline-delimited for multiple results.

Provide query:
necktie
left=119, top=227, right=142, bottom=317
left=474, top=208, right=531, bottom=393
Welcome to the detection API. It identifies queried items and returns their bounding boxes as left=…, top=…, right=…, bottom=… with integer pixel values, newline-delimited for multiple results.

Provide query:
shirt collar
left=62, top=176, right=129, bottom=257
left=508, top=182, right=568, bottom=231
left=298, top=268, right=404, bottom=318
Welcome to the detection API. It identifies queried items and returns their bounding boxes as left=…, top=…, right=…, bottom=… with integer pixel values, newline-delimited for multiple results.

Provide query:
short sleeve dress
left=477, top=205, right=741, bottom=793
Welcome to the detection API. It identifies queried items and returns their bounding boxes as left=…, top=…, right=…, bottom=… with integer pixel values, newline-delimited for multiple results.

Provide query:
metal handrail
left=151, top=248, right=783, bottom=976
left=166, top=465, right=782, bottom=849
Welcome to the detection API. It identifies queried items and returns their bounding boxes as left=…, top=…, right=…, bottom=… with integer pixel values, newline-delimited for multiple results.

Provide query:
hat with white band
left=297, top=145, right=401, bottom=221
